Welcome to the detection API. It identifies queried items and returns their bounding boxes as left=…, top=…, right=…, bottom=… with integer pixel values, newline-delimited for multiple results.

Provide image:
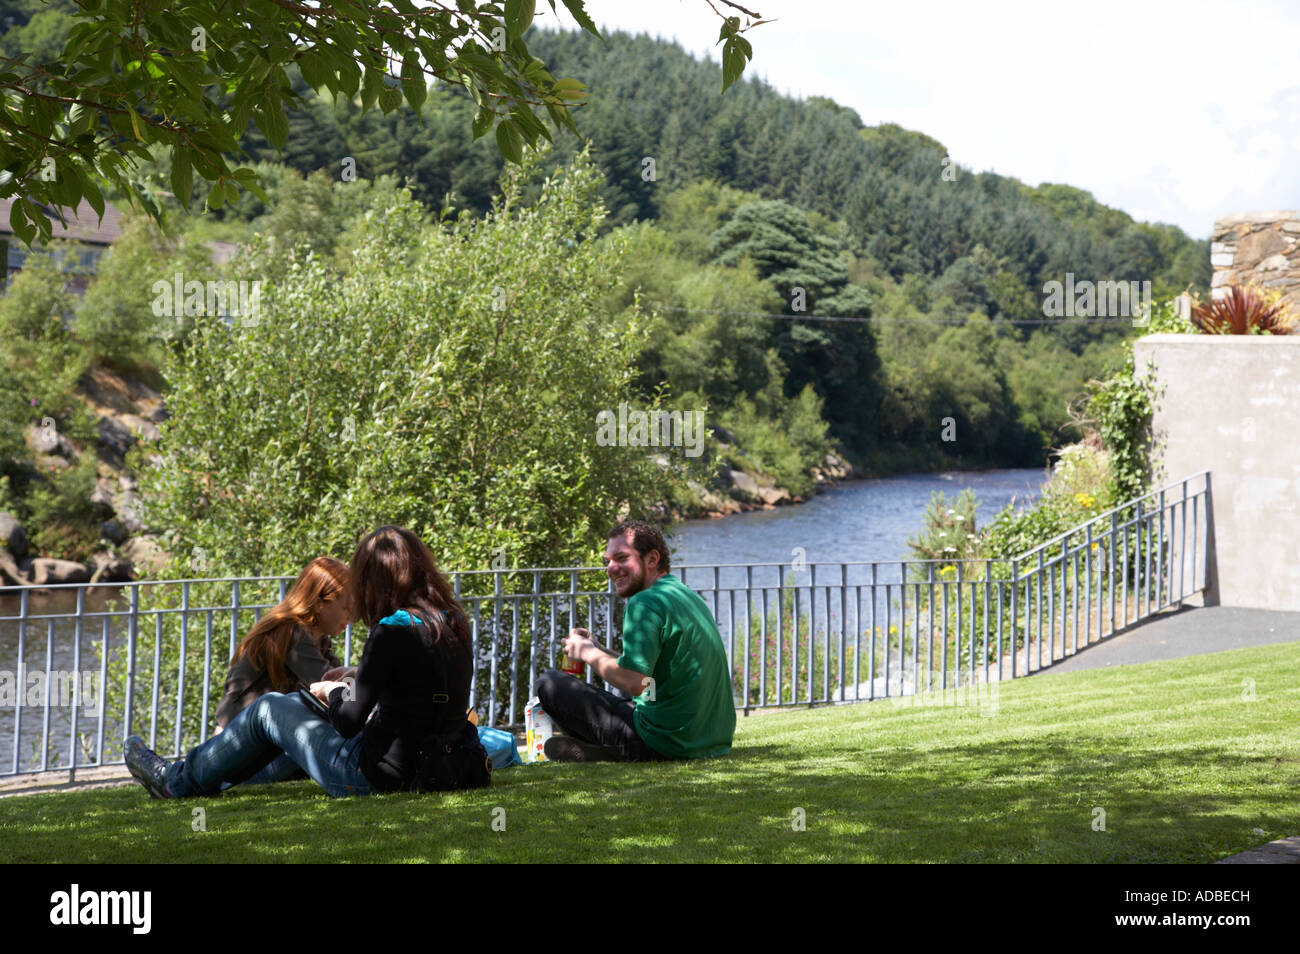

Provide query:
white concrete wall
left=1134, top=334, right=1300, bottom=610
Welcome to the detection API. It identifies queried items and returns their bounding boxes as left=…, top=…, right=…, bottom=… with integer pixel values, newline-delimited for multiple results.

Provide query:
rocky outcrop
left=89, top=552, right=134, bottom=584
left=675, top=444, right=859, bottom=520
left=2, top=366, right=171, bottom=587
left=0, top=511, right=27, bottom=560
left=121, top=536, right=168, bottom=575
left=811, top=451, right=856, bottom=490
left=27, top=558, right=92, bottom=586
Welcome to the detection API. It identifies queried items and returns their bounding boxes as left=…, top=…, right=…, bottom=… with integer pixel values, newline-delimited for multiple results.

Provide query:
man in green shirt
left=537, top=520, right=736, bottom=762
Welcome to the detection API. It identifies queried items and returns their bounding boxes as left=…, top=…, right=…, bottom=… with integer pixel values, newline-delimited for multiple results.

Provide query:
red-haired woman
left=124, top=526, right=486, bottom=798
left=211, top=556, right=352, bottom=785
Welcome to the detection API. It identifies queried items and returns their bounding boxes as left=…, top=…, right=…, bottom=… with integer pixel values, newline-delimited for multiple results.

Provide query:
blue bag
left=477, top=726, right=522, bottom=769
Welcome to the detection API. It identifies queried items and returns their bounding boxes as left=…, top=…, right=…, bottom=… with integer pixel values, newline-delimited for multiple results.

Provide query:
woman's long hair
left=230, top=557, right=350, bottom=691
left=350, top=526, right=470, bottom=648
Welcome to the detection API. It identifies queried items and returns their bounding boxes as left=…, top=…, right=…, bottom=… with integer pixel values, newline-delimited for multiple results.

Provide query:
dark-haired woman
left=212, top=556, right=350, bottom=786
left=124, top=526, right=482, bottom=798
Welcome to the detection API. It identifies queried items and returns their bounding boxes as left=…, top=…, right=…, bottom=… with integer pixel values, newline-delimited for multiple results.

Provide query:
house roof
left=0, top=195, right=125, bottom=246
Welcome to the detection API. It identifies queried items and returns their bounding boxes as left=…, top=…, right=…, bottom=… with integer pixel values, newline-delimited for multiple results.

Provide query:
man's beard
left=618, top=565, right=647, bottom=596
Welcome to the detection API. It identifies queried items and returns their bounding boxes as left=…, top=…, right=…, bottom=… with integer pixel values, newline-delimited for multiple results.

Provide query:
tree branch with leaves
left=0, top=0, right=766, bottom=246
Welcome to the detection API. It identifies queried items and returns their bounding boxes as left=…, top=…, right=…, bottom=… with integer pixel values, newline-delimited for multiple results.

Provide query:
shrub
left=1191, top=284, right=1297, bottom=335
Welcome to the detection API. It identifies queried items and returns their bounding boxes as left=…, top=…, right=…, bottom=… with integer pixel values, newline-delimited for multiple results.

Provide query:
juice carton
left=524, top=695, right=554, bottom=763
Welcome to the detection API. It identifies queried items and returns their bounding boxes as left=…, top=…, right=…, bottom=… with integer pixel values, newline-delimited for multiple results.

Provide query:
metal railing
left=0, top=473, right=1210, bottom=780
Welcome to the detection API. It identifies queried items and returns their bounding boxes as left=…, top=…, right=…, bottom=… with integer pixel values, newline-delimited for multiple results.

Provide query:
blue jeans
left=220, top=753, right=304, bottom=790
left=166, top=692, right=372, bottom=798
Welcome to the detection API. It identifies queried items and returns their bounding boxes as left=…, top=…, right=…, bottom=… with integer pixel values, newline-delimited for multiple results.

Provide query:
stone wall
left=1211, top=210, right=1300, bottom=304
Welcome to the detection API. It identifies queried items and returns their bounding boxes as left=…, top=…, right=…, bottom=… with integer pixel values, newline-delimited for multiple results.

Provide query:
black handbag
left=410, top=718, right=493, bottom=792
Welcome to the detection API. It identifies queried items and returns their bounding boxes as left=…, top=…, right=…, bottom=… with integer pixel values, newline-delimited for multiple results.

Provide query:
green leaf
left=721, top=39, right=749, bottom=93
left=471, top=106, right=494, bottom=141
left=254, top=101, right=289, bottom=151
left=9, top=197, right=35, bottom=246
left=558, top=0, right=600, bottom=37
left=299, top=49, right=330, bottom=90
left=80, top=171, right=105, bottom=221
left=378, top=85, right=403, bottom=113
left=205, top=180, right=227, bottom=211
left=495, top=119, right=523, bottom=164
left=171, top=147, right=193, bottom=204
left=505, top=0, right=536, bottom=37
left=400, top=57, right=427, bottom=112
left=67, top=102, right=91, bottom=136
left=361, top=69, right=383, bottom=111
left=242, top=177, right=270, bottom=204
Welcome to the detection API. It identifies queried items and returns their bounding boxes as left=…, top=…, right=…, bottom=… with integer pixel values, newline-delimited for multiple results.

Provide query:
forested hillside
left=223, top=25, right=1208, bottom=471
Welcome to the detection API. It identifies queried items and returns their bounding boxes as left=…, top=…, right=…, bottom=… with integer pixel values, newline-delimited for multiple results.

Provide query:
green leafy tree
left=142, top=146, right=683, bottom=579
left=0, top=0, right=765, bottom=245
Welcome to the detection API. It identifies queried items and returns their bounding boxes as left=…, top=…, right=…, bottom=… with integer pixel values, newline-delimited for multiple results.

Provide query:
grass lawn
left=2, top=641, right=1298, bottom=863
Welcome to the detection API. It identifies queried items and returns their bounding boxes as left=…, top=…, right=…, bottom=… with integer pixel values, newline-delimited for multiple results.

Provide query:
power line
left=647, top=304, right=1149, bottom=327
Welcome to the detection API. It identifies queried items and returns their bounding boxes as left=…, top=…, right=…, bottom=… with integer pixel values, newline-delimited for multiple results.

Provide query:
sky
left=530, top=0, right=1300, bottom=239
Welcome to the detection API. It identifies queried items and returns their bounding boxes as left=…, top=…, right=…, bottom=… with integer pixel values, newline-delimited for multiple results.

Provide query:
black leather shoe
left=543, top=736, right=619, bottom=763
left=124, top=735, right=175, bottom=798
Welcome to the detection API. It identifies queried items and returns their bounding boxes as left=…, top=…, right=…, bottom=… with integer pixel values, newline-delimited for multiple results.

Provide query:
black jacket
left=326, top=608, right=472, bottom=793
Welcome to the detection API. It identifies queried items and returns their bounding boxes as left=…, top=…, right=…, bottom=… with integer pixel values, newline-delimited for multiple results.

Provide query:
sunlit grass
left=2, top=641, right=1297, bottom=863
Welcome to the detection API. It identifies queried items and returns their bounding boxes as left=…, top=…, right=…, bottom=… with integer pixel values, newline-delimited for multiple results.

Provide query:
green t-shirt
left=616, top=573, right=736, bottom=758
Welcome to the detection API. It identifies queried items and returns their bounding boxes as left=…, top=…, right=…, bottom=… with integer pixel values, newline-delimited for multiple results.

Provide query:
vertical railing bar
left=869, top=564, right=876, bottom=701
left=791, top=569, right=800, bottom=704
left=199, top=610, right=213, bottom=744
left=816, top=571, right=825, bottom=704
left=1109, top=512, right=1117, bottom=638
left=745, top=565, right=754, bottom=713
left=1140, top=496, right=1149, bottom=619
left=838, top=564, right=846, bottom=703
left=982, top=562, right=991, bottom=685
left=471, top=598, right=482, bottom=718
left=124, top=583, right=139, bottom=747
left=1012, top=558, right=1022, bottom=678
left=1192, top=488, right=1200, bottom=594
left=69, top=593, right=84, bottom=778
left=509, top=589, right=520, bottom=725
left=940, top=574, right=948, bottom=691
left=910, top=568, right=918, bottom=694
left=926, top=562, right=934, bottom=693
left=528, top=571, right=541, bottom=703
left=899, top=562, right=907, bottom=697
left=1084, top=522, right=1093, bottom=654
left=92, top=609, right=106, bottom=769
left=967, top=564, right=975, bottom=683
left=730, top=580, right=739, bottom=701
left=548, top=584, right=558, bottom=672
left=173, top=582, right=190, bottom=757
left=1035, top=550, right=1044, bottom=672
left=777, top=567, right=785, bottom=705
left=229, top=580, right=240, bottom=670
left=1158, top=488, right=1166, bottom=610
left=41, top=617, right=54, bottom=773
left=884, top=578, right=892, bottom=698
left=12, top=588, right=28, bottom=775
left=149, top=612, right=161, bottom=749
left=488, top=572, right=502, bottom=726
left=1179, top=479, right=1188, bottom=603
left=1071, top=543, right=1078, bottom=662
left=853, top=583, right=862, bottom=703
left=995, top=571, right=1003, bottom=684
